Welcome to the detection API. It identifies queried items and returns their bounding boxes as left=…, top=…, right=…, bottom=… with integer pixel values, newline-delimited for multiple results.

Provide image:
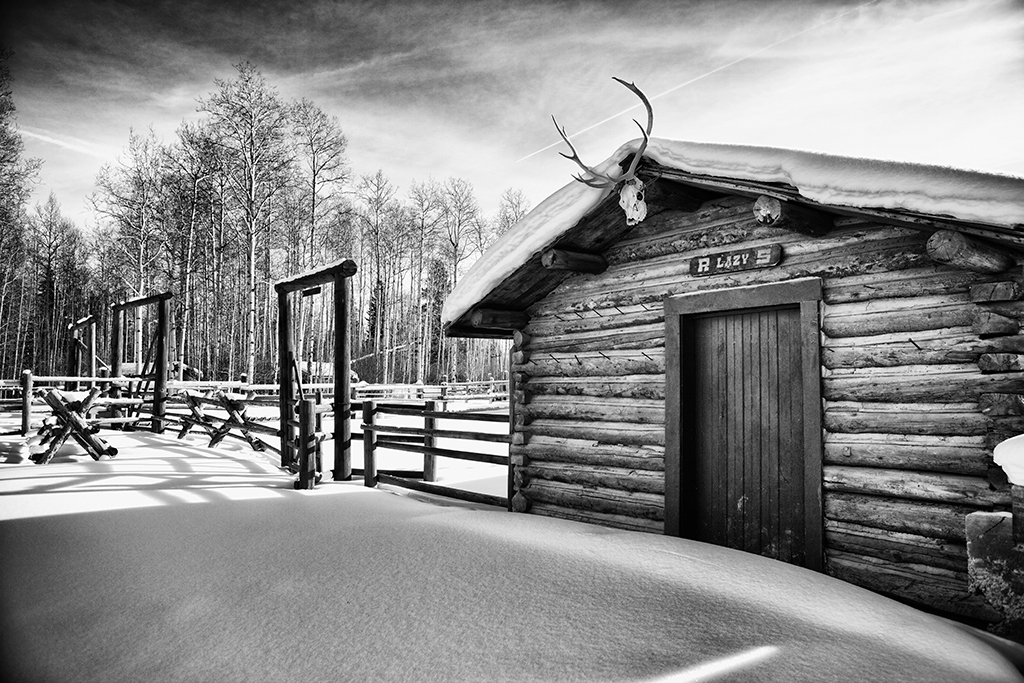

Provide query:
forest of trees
left=0, top=58, right=529, bottom=385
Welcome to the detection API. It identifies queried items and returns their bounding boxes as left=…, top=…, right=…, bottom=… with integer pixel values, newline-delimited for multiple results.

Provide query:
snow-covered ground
left=2, top=413, right=1022, bottom=682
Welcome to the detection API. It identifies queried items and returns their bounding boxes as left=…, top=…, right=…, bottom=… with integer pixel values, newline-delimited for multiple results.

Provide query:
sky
left=1, top=0, right=1023, bottom=230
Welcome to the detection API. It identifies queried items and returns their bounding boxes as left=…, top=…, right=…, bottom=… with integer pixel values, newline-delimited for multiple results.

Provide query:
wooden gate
left=664, top=278, right=824, bottom=570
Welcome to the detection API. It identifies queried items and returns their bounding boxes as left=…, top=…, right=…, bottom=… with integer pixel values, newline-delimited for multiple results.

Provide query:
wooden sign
left=689, top=244, right=782, bottom=277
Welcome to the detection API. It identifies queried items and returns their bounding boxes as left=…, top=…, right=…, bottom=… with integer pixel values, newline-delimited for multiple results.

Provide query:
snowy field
left=2, top=412, right=1023, bottom=682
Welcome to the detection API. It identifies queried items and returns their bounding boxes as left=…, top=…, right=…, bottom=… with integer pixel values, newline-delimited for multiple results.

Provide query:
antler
left=552, top=77, right=654, bottom=189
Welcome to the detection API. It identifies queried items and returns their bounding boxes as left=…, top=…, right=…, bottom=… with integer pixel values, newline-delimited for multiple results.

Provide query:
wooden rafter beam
left=541, top=248, right=608, bottom=274
left=469, top=308, right=530, bottom=330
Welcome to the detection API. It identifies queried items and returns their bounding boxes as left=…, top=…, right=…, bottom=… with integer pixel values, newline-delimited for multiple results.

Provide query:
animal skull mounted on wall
left=552, top=77, right=654, bottom=226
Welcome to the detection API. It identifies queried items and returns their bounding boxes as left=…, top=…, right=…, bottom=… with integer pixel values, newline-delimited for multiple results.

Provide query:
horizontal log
left=827, top=550, right=1000, bottom=622
left=822, top=326, right=981, bottom=368
left=822, top=465, right=1008, bottom=508
left=540, top=228, right=929, bottom=316
left=512, top=349, right=665, bottom=378
left=112, top=291, right=173, bottom=311
left=607, top=217, right=917, bottom=272
left=824, top=491, right=979, bottom=542
left=527, top=306, right=662, bottom=338
left=522, top=418, right=664, bottom=446
left=511, top=435, right=665, bottom=471
left=527, top=502, right=663, bottom=533
left=825, top=520, right=967, bottom=573
left=823, top=266, right=1003, bottom=305
left=926, top=229, right=1016, bottom=274
left=822, top=294, right=974, bottom=338
left=823, top=433, right=991, bottom=476
left=824, top=401, right=988, bottom=436
left=823, top=364, right=1024, bottom=402
left=274, top=258, right=357, bottom=293
left=525, top=324, right=665, bottom=353
left=521, top=396, right=665, bottom=425
left=519, top=478, right=665, bottom=520
left=522, top=374, right=665, bottom=400
left=515, top=462, right=665, bottom=494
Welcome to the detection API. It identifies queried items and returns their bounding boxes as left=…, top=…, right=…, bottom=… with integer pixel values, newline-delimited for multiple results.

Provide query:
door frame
left=664, top=277, right=824, bottom=571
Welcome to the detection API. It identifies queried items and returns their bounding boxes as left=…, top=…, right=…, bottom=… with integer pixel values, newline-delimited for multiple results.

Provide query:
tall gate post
left=333, top=272, right=352, bottom=481
left=274, top=258, right=357, bottom=483
left=278, top=290, right=294, bottom=469
left=152, top=295, right=170, bottom=433
left=20, top=370, right=33, bottom=437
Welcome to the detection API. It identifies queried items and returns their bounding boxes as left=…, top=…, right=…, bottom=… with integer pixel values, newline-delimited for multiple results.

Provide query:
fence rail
left=361, top=399, right=511, bottom=508
left=8, top=371, right=513, bottom=509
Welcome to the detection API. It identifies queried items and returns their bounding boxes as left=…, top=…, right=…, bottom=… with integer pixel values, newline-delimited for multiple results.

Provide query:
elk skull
left=552, top=77, right=654, bottom=224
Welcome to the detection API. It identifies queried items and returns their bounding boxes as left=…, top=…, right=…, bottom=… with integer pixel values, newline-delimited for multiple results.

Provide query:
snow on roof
left=442, top=138, right=1024, bottom=327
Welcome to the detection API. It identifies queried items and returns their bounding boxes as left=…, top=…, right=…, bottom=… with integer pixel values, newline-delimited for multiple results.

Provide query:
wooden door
left=665, top=279, right=823, bottom=570
left=692, top=305, right=804, bottom=563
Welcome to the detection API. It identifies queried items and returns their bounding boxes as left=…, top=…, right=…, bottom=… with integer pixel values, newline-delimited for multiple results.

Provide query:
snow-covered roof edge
left=442, top=138, right=1024, bottom=327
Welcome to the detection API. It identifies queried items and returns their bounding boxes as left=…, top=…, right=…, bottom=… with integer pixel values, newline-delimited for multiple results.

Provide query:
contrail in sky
left=516, top=0, right=880, bottom=164
left=21, top=128, right=108, bottom=159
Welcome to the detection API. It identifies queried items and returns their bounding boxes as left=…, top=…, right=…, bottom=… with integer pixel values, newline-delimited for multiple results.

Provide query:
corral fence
left=360, top=398, right=512, bottom=509
left=4, top=371, right=512, bottom=507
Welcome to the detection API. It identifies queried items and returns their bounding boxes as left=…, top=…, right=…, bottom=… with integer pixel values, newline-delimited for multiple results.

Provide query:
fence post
left=315, top=390, right=323, bottom=475
left=423, top=399, right=437, bottom=482
left=20, top=370, right=33, bottom=437
left=297, top=398, right=317, bottom=489
left=363, top=400, right=377, bottom=487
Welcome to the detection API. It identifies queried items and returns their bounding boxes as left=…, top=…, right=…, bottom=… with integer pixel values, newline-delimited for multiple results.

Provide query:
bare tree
left=91, top=129, right=168, bottom=367
left=496, top=187, right=530, bottom=236
left=199, top=62, right=293, bottom=381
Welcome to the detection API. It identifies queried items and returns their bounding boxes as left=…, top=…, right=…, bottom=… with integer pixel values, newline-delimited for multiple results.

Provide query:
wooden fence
left=5, top=372, right=511, bottom=506
left=361, top=399, right=512, bottom=508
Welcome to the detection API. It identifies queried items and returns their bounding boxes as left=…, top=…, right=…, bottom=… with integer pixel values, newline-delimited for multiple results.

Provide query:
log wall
left=510, top=194, right=1022, bottom=623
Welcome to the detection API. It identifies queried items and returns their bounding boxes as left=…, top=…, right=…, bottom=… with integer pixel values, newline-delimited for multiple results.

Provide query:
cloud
left=3, top=0, right=1021, bottom=228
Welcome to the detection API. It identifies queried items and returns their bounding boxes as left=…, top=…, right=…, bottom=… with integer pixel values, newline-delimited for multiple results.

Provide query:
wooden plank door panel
left=692, top=305, right=804, bottom=563
left=664, top=277, right=823, bottom=571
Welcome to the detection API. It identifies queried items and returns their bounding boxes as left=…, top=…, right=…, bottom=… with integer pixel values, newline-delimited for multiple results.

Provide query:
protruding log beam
left=469, top=308, right=529, bottom=330
left=978, top=353, right=1024, bottom=373
left=540, top=248, right=608, bottom=274
left=973, top=311, right=1019, bottom=338
left=971, top=281, right=1023, bottom=302
left=512, top=329, right=531, bottom=349
left=753, top=195, right=834, bottom=237
left=980, top=393, right=1024, bottom=416
left=274, top=257, right=357, bottom=293
left=926, top=230, right=1016, bottom=273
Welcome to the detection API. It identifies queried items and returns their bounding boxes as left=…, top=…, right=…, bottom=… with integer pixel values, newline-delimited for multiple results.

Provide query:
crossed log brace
left=28, top=388, right=120, bottom=464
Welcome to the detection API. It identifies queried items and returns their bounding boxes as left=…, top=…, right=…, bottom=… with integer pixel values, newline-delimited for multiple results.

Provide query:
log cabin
left=442, top=137, right=1024, bottom=630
